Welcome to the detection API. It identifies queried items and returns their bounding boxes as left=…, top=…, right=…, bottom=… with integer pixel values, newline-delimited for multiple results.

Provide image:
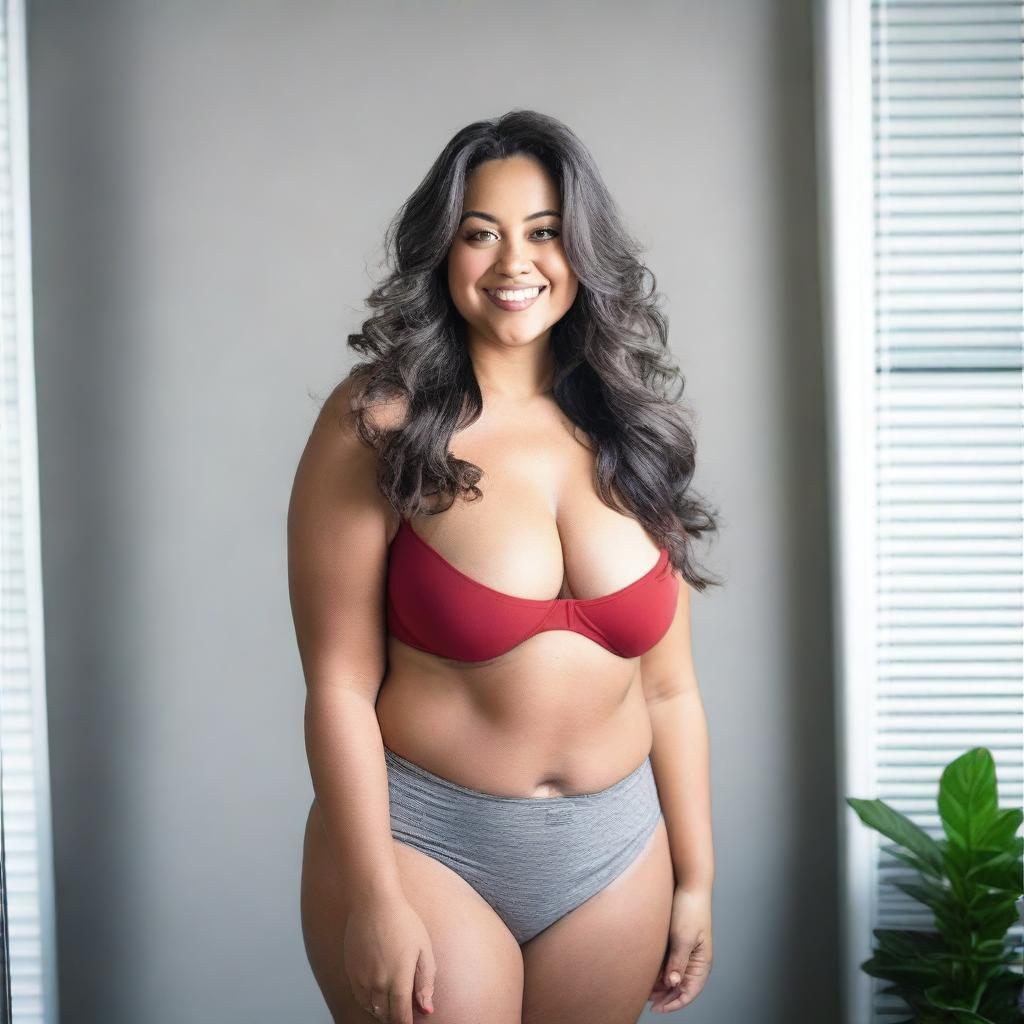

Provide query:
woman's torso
left=375, top=393, right=673, bottom=798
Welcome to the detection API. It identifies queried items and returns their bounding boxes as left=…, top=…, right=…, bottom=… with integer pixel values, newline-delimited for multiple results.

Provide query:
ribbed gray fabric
left=383, top=744, right=664, bottom=944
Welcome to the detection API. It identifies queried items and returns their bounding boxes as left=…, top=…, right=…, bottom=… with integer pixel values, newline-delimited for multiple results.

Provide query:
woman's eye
left=464, top=228, right=559, bottom=242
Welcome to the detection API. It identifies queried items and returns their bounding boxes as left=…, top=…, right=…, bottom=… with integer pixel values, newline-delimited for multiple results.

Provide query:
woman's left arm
left=639, top=574, right=714, bottom=1013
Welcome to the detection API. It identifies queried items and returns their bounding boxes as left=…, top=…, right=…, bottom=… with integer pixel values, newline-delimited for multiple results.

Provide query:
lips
left=484, top=285, right=547, bottom=312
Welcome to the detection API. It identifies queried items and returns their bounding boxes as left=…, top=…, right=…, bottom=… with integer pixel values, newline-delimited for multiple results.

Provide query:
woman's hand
left=343, top=892, right=436, bottom=1023
left=648, top=884, right=713, bottom=1014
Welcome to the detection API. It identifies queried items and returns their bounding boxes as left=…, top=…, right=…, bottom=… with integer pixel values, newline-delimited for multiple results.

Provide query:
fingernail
left=669, top=971, right=681, bottom=985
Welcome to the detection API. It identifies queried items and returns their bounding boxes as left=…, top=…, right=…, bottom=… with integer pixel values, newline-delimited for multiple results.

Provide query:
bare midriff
left=372, top=395, right=661, bottom=798
left=375, top=621, right=654, bottom=798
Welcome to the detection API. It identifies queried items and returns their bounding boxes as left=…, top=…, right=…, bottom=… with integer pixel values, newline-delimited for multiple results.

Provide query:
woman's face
left=447, top=154, right=579, bottom=350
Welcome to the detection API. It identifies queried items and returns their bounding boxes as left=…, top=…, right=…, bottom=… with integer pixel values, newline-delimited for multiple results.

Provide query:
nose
left=493, top=237, right=531, bottom=279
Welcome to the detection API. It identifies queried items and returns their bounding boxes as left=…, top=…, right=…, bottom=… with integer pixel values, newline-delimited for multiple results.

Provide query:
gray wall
left=27, top=1, right=836, bottom=1021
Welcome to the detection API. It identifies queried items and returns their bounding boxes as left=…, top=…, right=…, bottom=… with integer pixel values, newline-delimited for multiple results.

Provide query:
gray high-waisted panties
left=383, top=744, right=664, bottom=944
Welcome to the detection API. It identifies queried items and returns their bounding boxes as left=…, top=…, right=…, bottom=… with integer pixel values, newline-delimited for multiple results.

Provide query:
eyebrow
left=458, top=209, right=562, bottom=225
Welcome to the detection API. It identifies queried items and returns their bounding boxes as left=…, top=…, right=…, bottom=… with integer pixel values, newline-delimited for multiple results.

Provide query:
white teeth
left=492, top=286, right=541, bottom=301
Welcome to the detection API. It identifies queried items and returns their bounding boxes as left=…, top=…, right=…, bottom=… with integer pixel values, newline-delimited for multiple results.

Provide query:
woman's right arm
left=287, top=375, right=404, bottom=907
left=287, top=377, right=435, bottom=1020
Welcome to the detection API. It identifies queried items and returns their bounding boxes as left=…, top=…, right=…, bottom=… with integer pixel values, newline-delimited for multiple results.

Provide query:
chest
left=415, top=416, right=662, bottom=603
left=384, top=413, right=679, bottom=664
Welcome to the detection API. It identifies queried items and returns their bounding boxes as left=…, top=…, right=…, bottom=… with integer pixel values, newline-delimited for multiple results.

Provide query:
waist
left=375, top=668, right=654, bottom=798
left=383, top=741, right=657, bottom=806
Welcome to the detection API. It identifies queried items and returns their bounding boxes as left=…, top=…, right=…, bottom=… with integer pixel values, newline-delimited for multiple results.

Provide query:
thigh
left=300, top=799, right=525, bottom=1024
left=520, top=816, right=674, bottom=1024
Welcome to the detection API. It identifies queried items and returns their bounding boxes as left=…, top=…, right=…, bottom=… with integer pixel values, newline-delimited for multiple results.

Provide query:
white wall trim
left=813, top=1, right=879, bottom=1022
left=6, top=0, right=60, bottom=1019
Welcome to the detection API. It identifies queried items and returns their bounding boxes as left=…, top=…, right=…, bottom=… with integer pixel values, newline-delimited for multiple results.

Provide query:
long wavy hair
left=345, top=109, right=722, bottom=591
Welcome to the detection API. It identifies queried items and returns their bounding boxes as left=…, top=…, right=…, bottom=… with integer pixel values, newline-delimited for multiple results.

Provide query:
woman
left=289, top=109, right=721, bottom=1023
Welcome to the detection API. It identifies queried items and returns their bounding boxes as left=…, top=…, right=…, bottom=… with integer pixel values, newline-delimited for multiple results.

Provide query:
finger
left=649, top=982, right=682, bottom=1010
left=660, top=953, right=688, bottom=989
left=368, top=987, right=388, bottom=1020
left=364, top=989, right=380, bottom=1019
left=658, top=977, right=707, bottom=1013
left=388, top=983, right=414, bottom=1024
left=679, top=972, right=706, bottom=999
left=647, top=974, right=677, bottom=1004
left=657, top=993, right=688, bottom=1012
left=651, top=952, right=687, bottom=1007
left=414, top=946, right=435, bottom=1013
left=650, top=971, right=706, bottom=1011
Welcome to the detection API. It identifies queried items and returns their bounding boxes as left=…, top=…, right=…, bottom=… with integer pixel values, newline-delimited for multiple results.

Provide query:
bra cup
left=386, top=520, right=680, bottom=662
left=575, top=571, right=679, bottom=657
left=570, top=604, right=615, bottom=653
left=386, top=525, right=547, bottom=659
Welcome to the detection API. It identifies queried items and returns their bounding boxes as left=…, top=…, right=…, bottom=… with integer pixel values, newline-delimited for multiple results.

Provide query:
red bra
left=386, top=518, right=679, bottom=662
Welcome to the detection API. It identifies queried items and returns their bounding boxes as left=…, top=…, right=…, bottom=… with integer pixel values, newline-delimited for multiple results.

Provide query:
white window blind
left=816, top=1, right=1024, bottom=1022
left=0, top=0, right=59, bottom=1021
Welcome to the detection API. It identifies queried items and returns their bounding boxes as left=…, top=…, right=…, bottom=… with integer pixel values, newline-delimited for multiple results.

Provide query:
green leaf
left=891, top=878, right=952, bottom=914
left=885, top=844, right=945, bottom=880
left=860, top=954, right=943, bottom=987
left=967, top=850, right=1024, bottom=894
left=975, top=808, right=1023, bottom=850
left=976, top=967, right=1024, bottom=1023
left=925, top=983, right=987, bottom=1015
left=872, top=927, right=945, bottom=958
left=974, top=938, right=1011, bottom=954
left=848, top=797, right=944, bottom=873
left=976, top=903, right=1022, bottom=941
left=939, top=748, right=999, bottom=850
left=944, top=841, right=973, bottom=886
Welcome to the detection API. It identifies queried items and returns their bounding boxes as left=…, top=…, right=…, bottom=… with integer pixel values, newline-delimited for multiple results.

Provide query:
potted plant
left=847, top=746, right=1024, bottom=1023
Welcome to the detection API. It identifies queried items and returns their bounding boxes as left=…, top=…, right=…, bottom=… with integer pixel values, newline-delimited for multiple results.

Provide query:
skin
left=294, top=154, right=713, bottom=1023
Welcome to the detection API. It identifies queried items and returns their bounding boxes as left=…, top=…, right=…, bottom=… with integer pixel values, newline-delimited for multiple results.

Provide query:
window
left=0, top=0, right=59, bottom=1021
left=815, top=1, right=1024, bottom=1021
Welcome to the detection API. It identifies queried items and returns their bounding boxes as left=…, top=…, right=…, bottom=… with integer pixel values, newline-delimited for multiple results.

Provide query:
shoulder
left=291, top=371, right=411, bottom=542
left=291, top=373, right=401, bottom=521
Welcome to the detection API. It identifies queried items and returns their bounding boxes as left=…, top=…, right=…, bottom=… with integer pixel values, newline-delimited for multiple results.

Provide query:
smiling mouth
left=484, top=285, right=547, bottom=311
